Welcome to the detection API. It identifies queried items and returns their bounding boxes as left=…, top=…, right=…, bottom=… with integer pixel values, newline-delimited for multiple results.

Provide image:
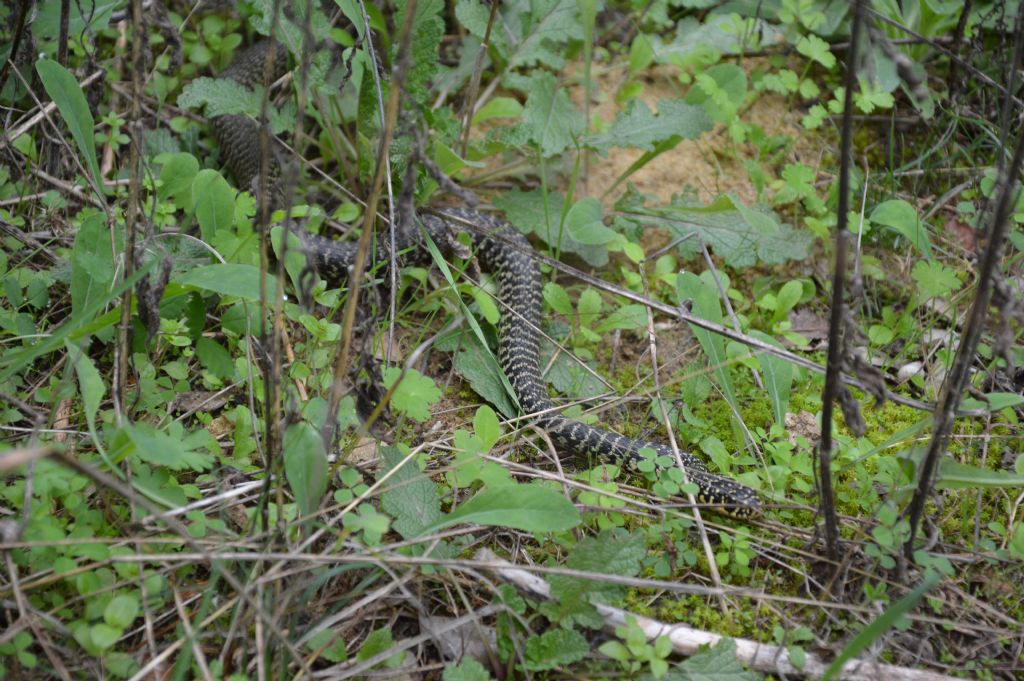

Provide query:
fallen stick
left=475, top=549, right=958, bottom=681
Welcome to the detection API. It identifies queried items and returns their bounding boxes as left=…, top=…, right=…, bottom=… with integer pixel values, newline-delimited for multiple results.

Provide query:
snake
left=209, top=41, right=762, bottom=519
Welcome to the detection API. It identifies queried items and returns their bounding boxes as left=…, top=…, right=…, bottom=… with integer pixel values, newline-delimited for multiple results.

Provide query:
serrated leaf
left=453, top=334, right=518, bottom=418
left=619, top=190, right=810, bottom=268
left=443, top=659, right=492, bottom=681
left=284, top=422, right=328, bottom=518
left=523, top=72, right=583, bottom=157
left=429, top=484, right=580, bottom=533
left=524, top=629, right=589, bottom=670
left=587, top=99, right=712, bottom=153
left=911, top=260, right=960, bottom=300
left=677, top=637, right=759, bottom=679
left=507, top=0, right=582, bottom=69
left=119, top=423, right=214, bottom=471
left=36, top=59, right=105, bottom=196
left=543, top=282, right=573, bottom=316
left=395, top=0, right=443, bottom=106
left=177, top=77, right=293, bottom=135
left=380, top=446, right=443, bottom=539
left=595, top=304, right=647, bottom=333
left=382, top=367, right=441, bottom=422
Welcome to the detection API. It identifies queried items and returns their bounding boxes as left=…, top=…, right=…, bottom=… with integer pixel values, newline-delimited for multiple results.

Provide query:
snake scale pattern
left=212, top=41, right=761, bottom=518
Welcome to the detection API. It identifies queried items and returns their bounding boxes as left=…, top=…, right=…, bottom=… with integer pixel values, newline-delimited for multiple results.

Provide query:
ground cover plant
left=0, top=0, right=1023, bottom=678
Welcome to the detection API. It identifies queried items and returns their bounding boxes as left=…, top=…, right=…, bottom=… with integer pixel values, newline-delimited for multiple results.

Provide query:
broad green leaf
left=959, top=392, right=1024, bottom=412
left=565, top=198, right=616, bottom=245
left=586, top=99, right=712, bottom=153
left=117, top=422, right=214, bottom=471
left=89, top=623, right=121, bottom=651
left=103, top=595, right=139, bottom=629
left=471, top=97, right=523, bottom=125
left=494, top=189, right=607, bottom=266
left=522, top=72, right=583, bottom=157
left=453, top=335, right=518, bottom=418
left=192, top=169, right=236, bottom=241
left=543, top=282, right=573, bottom=317
left=507, top=0, right=582, bottom=69
left=429, top=485, right=580, bottom=533
left=473, top=405, right=501, bottom=452
left=442, top=658, right=492, bottom=681
left=380, top=446, right=443, bottom=539
left=382, top=367, right=441, bottom=422
left=70, top=211, right=115, bottom=319
left=871, top=199, right=933, bottom=258
left=524, top=629, right=589, bottom=671
left=618, top=189, right=810, bottom=268
left=679, top=638, right=759, bottom=679
left=284, top=422, right=328, bottom=519
left=36, top=59, right=105, bottom=196
left=595, top=304, right=647, bottom=333
left=175, top=263, right=279, bottom=301
left=157, top=152, right=200, bottom=204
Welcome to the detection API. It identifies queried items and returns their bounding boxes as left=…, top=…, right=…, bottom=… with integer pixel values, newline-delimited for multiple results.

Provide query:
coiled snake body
left=212, top=42, right=761, bottom=518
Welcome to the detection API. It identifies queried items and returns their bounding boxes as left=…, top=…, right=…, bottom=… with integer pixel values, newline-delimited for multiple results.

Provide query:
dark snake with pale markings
left=210, top=41, right=761, bottom=518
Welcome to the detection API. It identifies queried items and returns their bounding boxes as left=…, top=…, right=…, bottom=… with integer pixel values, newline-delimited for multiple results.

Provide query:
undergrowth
left=0, top=0, right=1023, bottom=679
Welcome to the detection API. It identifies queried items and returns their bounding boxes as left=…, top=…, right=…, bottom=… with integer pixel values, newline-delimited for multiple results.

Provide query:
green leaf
left=749, top=330, right=792, bottom=426
left=587, top=99, right=712, bottom=153
left=934, top=457, right=1024, bottom=489
left=306, top=630, right=348, bottom=663
left=494, top=189, right=607, bottom=266
left=118, top=422, right=214, bottom=471
left=382, top=367, right=441, bottom=422
left=342, top=504, right=391, bottom=545
left=453, top=333, right=518, bottom=418
left=380, top=446, right=443, bottom=539
left=430, top=485, right=580, bottom=533
left=192, top=169, right=236, bottom=242
left=686, top=63, right=747, bottom=123
left=543, top=282, right=573, bottom=317
left=443, top=658, right=493, bottom=681
left=679, top=638, right=759, bottom=679
left=471, top=97, right=523, bottom=125
left=177, top=78, right=292, bottom=135
left=595, top=304, right=647, bottom=333
left=524, top=628, right=589, bottom=670
left=395, top=0, right=443, bottom=106
left=871, top=200, right=933, bottom=258
left=823, top=572, right=940, bottom=681
left=795, top=34, right=836, bottom=69
left=195, top=337, right=235, bottom=379
left=66, top=341, right=105, bottom=437
left=677, top=272, right=742, bottom=445
left=619, top=189, right=810, bottom=268
left=70, top=212, right=115, bottom=321
left=175, top=263, right=279, bottom=301
left=36, top=59, right=105, bottom=196
left=565, top=198, right=617, bottom=245
left=523, top=72, right=583, bottom=157
left=157, top=152, right=200, bottom=204
left=507, top=0, right=582, bottom=69
left=89, top=623, right=121, bottom=651
left=911, top=260, right=960, bottom=301
left=284, top=422, right=328, bottom=518
left=959, top=392, right=1024, bottom=412
left=103, top=595, right=139, bottom=629
left=473, top=405, right=501, bottom=452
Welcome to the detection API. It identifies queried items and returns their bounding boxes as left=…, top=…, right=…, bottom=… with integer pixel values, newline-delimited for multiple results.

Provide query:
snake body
left=212, top=42, right=761, bottom=518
